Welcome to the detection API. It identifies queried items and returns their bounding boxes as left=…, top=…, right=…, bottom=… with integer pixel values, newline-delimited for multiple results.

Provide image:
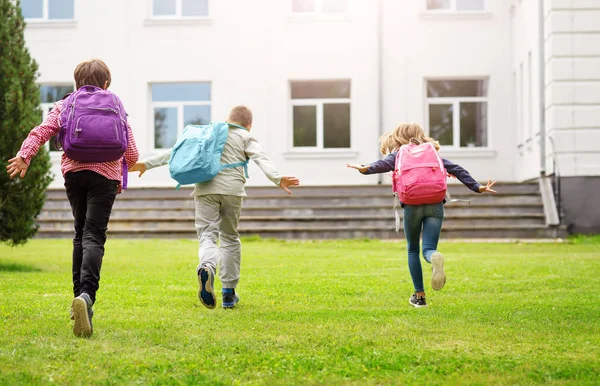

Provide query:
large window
left=426, top=0, right=485, bottom=12
left=151, top=82, right=211, bottom=149
left=426, top=79, right=488, bottom=148
left=21, top=0, right=74, bottom=20
left=39, top=84, right=74, bottom=152
left=292, top=0, right=348, bottom=13
left=152, top=0, right=208, bottom=17
left=290, top=80, right=351, bottom=149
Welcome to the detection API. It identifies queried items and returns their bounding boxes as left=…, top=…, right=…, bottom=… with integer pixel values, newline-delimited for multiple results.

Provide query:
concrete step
left=39, top=203, right=544, bottom=219
left=36, top=225, right=564, bottom=239
left=37, top=213, right=546, bottom=231
left=41, top=194, right=542, bottom=209
left=43, top=182, right=540, bottom=200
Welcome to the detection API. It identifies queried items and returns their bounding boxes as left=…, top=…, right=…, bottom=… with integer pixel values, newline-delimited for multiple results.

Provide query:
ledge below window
left=285, top=14, right=351, bottom=23
left=283, top=149, right=358, bottom=160
left=438, top=148, right=497, bottom=158
left=25, top=20, right=77, bottom=29
left=144, top=17, right=213, bottom=27
left=419, top=12, right=493, bottom=21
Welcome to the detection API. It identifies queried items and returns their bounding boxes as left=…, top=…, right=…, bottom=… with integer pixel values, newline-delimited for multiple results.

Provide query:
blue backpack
left=168, top=122, right=249, bottom=189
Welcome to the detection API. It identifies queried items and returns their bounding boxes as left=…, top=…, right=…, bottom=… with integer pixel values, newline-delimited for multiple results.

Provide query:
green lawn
left=0, top=237, right=599, bottom=385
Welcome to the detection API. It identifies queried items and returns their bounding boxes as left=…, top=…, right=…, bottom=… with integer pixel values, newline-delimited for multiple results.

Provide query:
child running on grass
left=130, top=105, right=299, bottom=309
left=347, top=123, right=496, bottom=307
left=7, top=59, right=139, bottom=336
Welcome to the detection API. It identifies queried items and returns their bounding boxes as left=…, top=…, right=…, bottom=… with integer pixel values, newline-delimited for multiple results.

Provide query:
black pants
left=64, top=170, right=118, bottom=304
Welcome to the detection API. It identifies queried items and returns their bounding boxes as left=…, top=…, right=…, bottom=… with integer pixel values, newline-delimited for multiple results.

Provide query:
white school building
left=22, top=0, right=600, bottom=233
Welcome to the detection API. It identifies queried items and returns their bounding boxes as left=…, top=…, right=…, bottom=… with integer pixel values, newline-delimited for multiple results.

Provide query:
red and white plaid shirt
left=17, top=100, right=139, bottom=191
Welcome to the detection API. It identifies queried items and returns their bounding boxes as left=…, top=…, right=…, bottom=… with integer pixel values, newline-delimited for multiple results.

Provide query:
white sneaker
left=431, top=252, right=446, bottom=291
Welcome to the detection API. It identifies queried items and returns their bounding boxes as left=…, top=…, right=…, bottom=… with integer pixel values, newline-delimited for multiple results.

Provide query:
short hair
left=73, top=59, right=112, bottom=89
left=227, top=105, right=253, bottom=128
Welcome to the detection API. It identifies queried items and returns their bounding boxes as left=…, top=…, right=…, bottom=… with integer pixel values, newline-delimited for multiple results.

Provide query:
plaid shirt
left=17, top=100, right=139, bottom=190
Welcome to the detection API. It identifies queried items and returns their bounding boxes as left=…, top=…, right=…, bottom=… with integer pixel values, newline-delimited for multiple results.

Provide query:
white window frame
left=22, top=0, right=75, bottom=21
left=425, top=80, right=489, bottom=149
left=151, top=97, right=211, bottom=150
left=425, top=0, right=487, bottom=13
left=150, top=0, right=210, bottom=19
left=290, top=97, right=351, bottom=150
left=290, top=0, right=349, bottom=14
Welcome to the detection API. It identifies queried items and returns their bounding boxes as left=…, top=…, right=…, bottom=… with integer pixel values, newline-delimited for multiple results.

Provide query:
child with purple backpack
left=6, top=59, right=139, bottom=337
left=347, top=123, right=496, bottom=307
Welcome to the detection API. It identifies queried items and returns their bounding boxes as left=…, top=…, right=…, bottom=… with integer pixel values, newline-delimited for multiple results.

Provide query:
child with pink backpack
left=347, top=123, right=496, bottom=307
left=7, top=59, right=139, bottom=336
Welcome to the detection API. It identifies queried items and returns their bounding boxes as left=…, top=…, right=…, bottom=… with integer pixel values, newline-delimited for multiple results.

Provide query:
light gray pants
left=194, top=194, right=242, bottom=289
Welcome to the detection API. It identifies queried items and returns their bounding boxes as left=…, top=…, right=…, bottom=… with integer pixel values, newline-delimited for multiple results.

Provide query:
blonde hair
left=74, top=59, right=111, bottom=89
left=227, top=105, right=253, bottom=128
left=379, top=123, right=440, bottom=155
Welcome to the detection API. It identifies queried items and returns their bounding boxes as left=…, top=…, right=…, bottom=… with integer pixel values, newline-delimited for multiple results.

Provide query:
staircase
left=37, top=182, right=564, bottom=239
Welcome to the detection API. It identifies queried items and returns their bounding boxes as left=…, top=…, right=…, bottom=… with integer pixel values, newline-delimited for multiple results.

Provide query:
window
left=292, top=0, right=348, bottom=14
left=152, top=0, right=208, bottom=17
left=39, top=84, right=74, bottom=151
left=290, top=80, right=351, bottom=149
left=426, top=0, right=485, bottom=12
left=426, top=79, right=488, bottom=148
left=21, top=0, right=74, bottom=20
left=151, top=82, right=211, bottom=149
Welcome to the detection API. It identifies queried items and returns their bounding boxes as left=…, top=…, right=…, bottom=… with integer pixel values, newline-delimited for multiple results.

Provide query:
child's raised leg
left=421, top=203, right=445, bottom=290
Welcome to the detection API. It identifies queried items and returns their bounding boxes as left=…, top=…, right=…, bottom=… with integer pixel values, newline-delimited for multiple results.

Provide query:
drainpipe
left=377, top=0, right=384, bottom=184
left=538, top=0, right=546, bottom=176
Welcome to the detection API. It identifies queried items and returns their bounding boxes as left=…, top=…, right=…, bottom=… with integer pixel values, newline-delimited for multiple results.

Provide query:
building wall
left=511, top=0, right=600, bottom=233
left=25, top=0, right=517, bottom=189
left=544, top=0, right=600, bottom=178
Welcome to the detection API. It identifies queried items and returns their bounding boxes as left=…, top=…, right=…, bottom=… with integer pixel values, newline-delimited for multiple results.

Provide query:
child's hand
left=478, top=180, right=497, bottom=194
left=6, top=157, right=28, bottom=179
left=129, top=162, right=147, bottom=177
left=279, top=176, right=300, bottom=195
left=346, top=163, right=369, bottom=174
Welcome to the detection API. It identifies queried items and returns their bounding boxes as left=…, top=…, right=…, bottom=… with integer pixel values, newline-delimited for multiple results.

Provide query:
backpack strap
left=221, top=159, right=250, bottom=178
left=121, top=157, right=128, bottom=190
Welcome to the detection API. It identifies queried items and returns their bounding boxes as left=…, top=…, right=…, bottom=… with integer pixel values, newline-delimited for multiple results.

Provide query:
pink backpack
left=392, top=141, right=447, bottom=205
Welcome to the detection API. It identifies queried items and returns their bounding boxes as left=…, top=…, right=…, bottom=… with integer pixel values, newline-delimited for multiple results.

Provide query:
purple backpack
left=58, top=85, right=129, bottom=187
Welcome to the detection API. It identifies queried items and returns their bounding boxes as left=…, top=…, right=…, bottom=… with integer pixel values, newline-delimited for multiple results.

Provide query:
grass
left=0, top=237, right=599, bottom=385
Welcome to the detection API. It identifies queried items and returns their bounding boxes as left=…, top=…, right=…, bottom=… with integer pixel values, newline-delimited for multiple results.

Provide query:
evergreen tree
left=0, top=0, right=53, bottom=246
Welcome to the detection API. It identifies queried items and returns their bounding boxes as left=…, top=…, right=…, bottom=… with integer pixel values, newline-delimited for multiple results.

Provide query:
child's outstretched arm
left=244, top=135, right=299, bottom=195
left=130, top=148, right=172, bottom=177
left=347, top=152, right=396, bottom=175
left=443, top=158, right=497, bottom=194
left=6, top=104, right=61, bottom=179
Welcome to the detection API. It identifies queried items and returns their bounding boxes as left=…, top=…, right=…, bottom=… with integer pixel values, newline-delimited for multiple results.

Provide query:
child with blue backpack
left=347, top=123, right=496, bottom=307
left=130, top=105, right=299, bottom=309
left=7, top=59, right=139, bottom=336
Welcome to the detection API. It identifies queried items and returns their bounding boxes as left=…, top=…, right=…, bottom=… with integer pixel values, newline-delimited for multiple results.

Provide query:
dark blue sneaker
left=222, top=288, right=239, bottom=309
left=72, top=293, right=93, bottom=337
left=198, top=266, right=216, bottom=309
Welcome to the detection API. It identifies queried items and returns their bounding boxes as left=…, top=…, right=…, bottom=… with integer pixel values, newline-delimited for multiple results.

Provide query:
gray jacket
left=143, top=127, right=281, bottom=196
